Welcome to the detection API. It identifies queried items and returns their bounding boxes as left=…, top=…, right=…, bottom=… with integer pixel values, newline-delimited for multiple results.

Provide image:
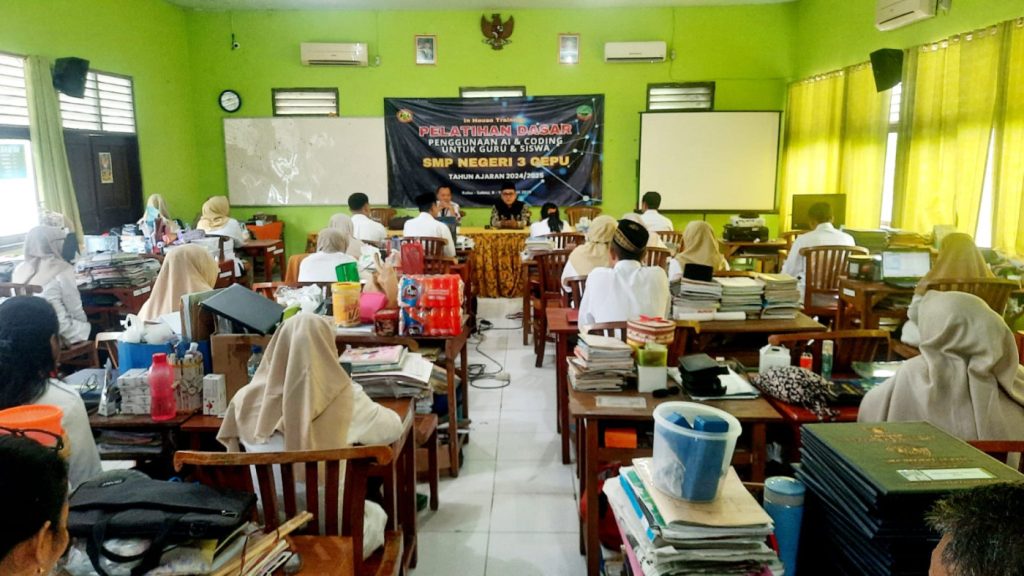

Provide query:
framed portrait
left=415, top=35, right=437, bottom=65
left=558, top=33, right=580, bottom=65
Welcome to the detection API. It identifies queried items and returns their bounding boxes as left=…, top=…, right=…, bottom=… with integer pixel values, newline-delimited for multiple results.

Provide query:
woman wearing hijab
left=298, top=228, right=357, bottom=282
left=137, top=194, right=180, bottom=233
left=561, top=215, right=616, bottom=288
left=529, top=202, right=570, bottom=237
left=901, top=233, right=993, bottom=346
left=138, top=244, right=219, bottom=320
left=196, top=196, right=249, bottom=245
left=674, top=221, right=729, bottom=277
left=859, top=291, right=1024, bottom=441
left=217, top=313, right=402, bottom=559
left=13, top=226, right=90, bottom=344
left=490, top=182, right=531, bottom=229
left=328, top=213, right=369, bottom=259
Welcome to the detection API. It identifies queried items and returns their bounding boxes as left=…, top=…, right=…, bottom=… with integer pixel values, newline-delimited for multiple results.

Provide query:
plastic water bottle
left=821, top=340, right=834, bottom=381
left=247, top=345, right=263, bottom=382
left=149, top=353, right=177, bottom=422
left=763, top=476, right=806, bottom=576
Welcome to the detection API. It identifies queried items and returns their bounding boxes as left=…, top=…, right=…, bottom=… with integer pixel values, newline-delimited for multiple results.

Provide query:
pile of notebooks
left=568, top=333, right=634, bottom=391
left=75, top=253, right=160, bottom=289
left=605, top=458, right=782, bottom=576
left=340, top=345, right=435, bottom=401
left=797, top=422, right=1024, bottom=575
left=714, top=277, right=765, bottom=319
left=757, top=273, right=800, bottom=319
left=671, top=278, right=722, bottom=318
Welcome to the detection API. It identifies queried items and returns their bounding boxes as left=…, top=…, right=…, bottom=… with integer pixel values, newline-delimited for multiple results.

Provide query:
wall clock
left=219, top=90, right=242, bottom=113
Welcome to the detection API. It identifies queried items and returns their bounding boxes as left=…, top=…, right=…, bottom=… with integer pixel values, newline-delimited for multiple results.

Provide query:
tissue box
left=203, top=374, right=226, bottom=417
left=759, top=344, right=791, bottom=373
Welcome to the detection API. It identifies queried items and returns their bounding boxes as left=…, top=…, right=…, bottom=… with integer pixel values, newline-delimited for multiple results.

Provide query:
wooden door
left=65, top=132, right=142, bottom=235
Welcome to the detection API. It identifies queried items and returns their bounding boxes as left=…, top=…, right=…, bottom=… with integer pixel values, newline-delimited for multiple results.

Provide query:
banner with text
left=384, top=95, right=603, bottom=208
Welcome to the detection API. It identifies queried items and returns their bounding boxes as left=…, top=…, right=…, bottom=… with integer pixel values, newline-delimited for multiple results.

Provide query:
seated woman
left=196, top=196, right=250, bottom=245
left=901, top=233, right=992, bottom=346
left=529, top=202, right=571, bottom=237
left=859, top=291, right=1024, bottom=441
left=673, top=220, right=729, bottom=279
left=217, top=313, right=403, bottom=559
left=0, top=297, right=101, bottom=488
left=561, top=214, right=616, bottom=289
left=0, top=435, right=70, bottom=576
left=490, top=182, right=531, bottom=229
left=137, top=193, right=181, bottom=234
left=299, top=228, right=358, bottom=282
left=138, top=244, right=219, bottom=321
left=12, top=226, right=90, bottom=345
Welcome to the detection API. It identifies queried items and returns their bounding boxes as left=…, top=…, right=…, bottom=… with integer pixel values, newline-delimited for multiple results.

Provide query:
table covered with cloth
left=461, top=228, right=529, bottom=298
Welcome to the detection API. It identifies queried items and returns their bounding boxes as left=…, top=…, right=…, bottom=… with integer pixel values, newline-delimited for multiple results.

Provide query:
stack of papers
left=715, top=277, right=765, bottom=319
left=568, top=333, right=634, bottom=391
left=672, top=278, right=722, bottom=318
left=757, top=273, right=800, bottom=319
left=75, top=253, right=160, bottom=289
left=340, top=345, right=407, bottom=373
left=349, top=352, right=435, bottom=400
left=605, top=458, right=781, bottom=576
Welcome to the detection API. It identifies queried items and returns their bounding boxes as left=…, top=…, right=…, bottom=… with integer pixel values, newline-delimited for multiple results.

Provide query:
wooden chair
left=780, top=230, right=807, bottom=251
left=414, top=414, right=439, bottom=511
left=544, top=232, right=585, bottom=250
left=918, top=278, right=1020, bottom=314
left=0, top=283, right=42, bottom=297
left=656, top=231, right=685, bottom=254
left=284, top=253, right=311, bottom=283
left=399, top=236, right=446, bottom=258
left=583, top=321, right=628, bottom=342
left=563, top=275, right=587, bottom=309
left=423, top=257, right=457, bottom=275
left=306, top=232, right=319, bottom=253
left=532, top=250, right=570, bottom=367
left=370, top=208, right=397, bottom=225
left=766, top=329, right=890, bottom=374
left=95, top=332, right=121, bottom=369
left=801, top=245, right=869, bottom=327
left=967, top=440, right=1024, bottom=473
left=174, top=447, right=402, bottom=576
left=203, top=234, right=231, bottom=262
left=58, top=340, right=100, bottom=372
left=642, top=247, right=672, bottom=269
left=565, top=206, right=601, bottom=227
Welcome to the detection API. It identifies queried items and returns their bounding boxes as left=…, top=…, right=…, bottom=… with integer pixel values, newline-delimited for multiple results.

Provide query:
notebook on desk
left=881, top=250, right=930, bottom=288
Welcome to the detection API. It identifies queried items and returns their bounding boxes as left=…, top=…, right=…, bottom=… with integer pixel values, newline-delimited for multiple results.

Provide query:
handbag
left=68, top=470, right=256, bottom=576
left=751, top=366, right=839, bottom=421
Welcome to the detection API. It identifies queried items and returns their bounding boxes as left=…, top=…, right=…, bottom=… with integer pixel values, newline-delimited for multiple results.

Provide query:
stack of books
left=797, top=422, right=1024, bottom=575
left=757, top=273, right=800, bottom=319
left=671, top=278, right=722, bottom=318
left=714, top=277, right=765, bottom=318
left=605, top=458, right=782, bottom=576
left=341, top=346, right=435, bottom=401
left=75, top=253, right=160, bottom=289
left=568, top=333, right=634, bottom=391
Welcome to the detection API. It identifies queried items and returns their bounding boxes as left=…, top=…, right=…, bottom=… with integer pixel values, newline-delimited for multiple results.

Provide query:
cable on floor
left=467, top=317, right=514, bottom=390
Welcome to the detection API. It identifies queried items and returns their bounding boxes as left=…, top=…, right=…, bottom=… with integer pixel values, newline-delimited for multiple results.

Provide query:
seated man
left=927, top=482, right=1024, bottom=575
left=577, top=219, right=670, bottom=324
left=781, top=201, right=855, bottom=298
left=640, top=191, right=673, bottom=232
left=403, top=192, right=456, bottom=257
left=348, top=192, right=388, bottom=245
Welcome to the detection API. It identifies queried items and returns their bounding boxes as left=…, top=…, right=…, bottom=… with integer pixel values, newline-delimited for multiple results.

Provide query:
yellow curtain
left=993, top=19, right=1024, bottom=255
left=838, top=63, right=892, bottom=229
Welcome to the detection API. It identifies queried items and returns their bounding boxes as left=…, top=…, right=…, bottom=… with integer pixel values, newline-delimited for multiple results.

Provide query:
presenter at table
left=489, top=181, right=532, bottom=229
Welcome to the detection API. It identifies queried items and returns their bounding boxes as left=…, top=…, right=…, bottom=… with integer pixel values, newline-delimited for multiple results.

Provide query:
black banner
left=384, top=95, right=603, bottom=208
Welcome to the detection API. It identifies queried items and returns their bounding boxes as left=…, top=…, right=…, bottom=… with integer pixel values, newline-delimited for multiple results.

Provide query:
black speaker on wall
left=52, top=57, right=89, bottom=98
left=869, top=48, right=903, bottom=93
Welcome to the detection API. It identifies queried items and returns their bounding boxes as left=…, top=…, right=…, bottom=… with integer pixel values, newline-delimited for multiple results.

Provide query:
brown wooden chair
left=801, top=245, right=869, bottom=327
left=642, top=246, right=672, bottom=269
left=656, top=231, right=685, bottom=254
left=399, top=236, right=446, bottom=258
left=370, top=208, right=397, bottom=225
left=918, top=278, right=1020, bottom=314
left=565, top=206, right=601, bottom=227
left=967, top=440, right=1024, bottom=473
left=95, top=332, right=121, bottom=369
left=532, top=250, right=570, bottom=367
left=545, top=232, right=585, bottom=250
left=583, top=321, right=628, bottom=342
left=58, top=340, right=100, bottom=372
left=766, top=329, right=890, bottom=374
left=174, top=447, right=402, bottom=576
left=424, top=257, right=458, bottom=275
left=414, top=414, right=439, bottom=511
left=0, top=283, right=42, bottom=297
left=284, top=253, right=311, bottom=283
left=563, top=275, right=587, bottom=309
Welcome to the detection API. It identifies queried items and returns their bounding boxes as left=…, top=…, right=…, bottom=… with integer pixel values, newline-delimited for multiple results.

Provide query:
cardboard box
left=203, top=374, right=227, bottom=417
left=211, top=334, right=271, bottom=402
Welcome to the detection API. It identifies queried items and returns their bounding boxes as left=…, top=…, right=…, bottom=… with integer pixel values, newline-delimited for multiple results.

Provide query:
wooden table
left=238, top=239, right=285, bottom=282
left=570, top=386, right=783, bottom=576
left=80, top=283, right=154, bottom=331
left=548, top=307, right=580, bottom=464
left=837, top=278, right=914, bottom=329
left=88, top=410, right=196, bottom=461
left=673, top=313, right=826, bottom=367
left=720, top=239, right=787, bottom=273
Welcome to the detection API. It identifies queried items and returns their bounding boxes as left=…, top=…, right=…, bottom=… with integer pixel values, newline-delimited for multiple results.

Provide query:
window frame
left=459, top=86, right=527, bottom=98
left=646, top=82, right=716, bottom=112
left=59, top=68, right=138, bottom=134
left=0, top=125, right=36, bottom=249
left=271, top=87, right=340, bottom=117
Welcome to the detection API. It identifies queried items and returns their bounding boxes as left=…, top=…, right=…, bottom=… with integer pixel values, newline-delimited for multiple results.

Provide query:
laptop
left=881, top=250, right=931, bottom=288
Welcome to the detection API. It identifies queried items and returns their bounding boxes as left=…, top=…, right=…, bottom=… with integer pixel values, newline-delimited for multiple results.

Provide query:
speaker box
left=52, top=57, right=90, bottom=98
left=869, top=48, right=903, bottom=92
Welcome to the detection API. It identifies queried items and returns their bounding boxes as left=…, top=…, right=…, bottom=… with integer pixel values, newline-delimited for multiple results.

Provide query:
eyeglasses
left=501, top=191, right=517, bottom=196
left=0, top=426, right=64, bottom=452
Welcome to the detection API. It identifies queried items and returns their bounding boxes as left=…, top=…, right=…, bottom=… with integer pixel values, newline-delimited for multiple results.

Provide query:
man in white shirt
left=781, top=201, right=856, bottom=297
left=578, top=219, right=671, bottom=324
left=403, top=192, right=457, bottom=257
left=640, top=191, right=673, bottom=232
left=348, top=192, right=388, bottom=245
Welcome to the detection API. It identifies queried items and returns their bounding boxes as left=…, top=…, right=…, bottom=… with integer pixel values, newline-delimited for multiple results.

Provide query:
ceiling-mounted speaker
left=869, top=48, right=903, bottom=92
left=52, top=57, right=89, bottom=98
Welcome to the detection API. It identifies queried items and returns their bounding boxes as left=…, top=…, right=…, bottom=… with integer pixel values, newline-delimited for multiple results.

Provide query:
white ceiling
left=166, top=0, right=794, bottom=11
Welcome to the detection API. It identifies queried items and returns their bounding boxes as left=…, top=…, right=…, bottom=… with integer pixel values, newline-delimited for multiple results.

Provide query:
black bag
left=68, top=471, right=256, bottom=576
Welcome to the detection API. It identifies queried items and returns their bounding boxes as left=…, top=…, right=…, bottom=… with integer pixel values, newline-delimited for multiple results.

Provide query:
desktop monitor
left=881, top=250, right=931, bottom=282
left=791, top=194, right=847, bottom=230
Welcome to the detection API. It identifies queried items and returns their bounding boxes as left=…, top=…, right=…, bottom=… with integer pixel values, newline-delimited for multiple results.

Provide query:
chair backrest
left=781, top=230, right=807, bottom=250
left=284, top=253, right=311, bottom=283
left=656, top=231, right=685, bottom=254
left=423, top=257, right=456, bottom=275
left=370, top=207, right=397, bottom=225
left=801, top=245, right=868, bottom=307
left=399, top=236, right=446, bottom=258
left=563, top=275, right=588, bottom=309
left=305, top=233, right=319, bottom=254
left=565, top=206, right=601, bottom=226
left=642, top=247, right=672, bottom=269
left=545, top=232, right=585, bottom=250
left=0, top=283, right=42, bottom=297
left=967, top=440, right=1024, bottom=473
left=204, top=234, right=231, bottom=262
left=584, top=321, right=628, bottom=342
left=766, top=329, right=890, bottom=374
left=174, top=446, right=392, bottom=575
left=918, top=278, right=1020, bottom=314
left=535, top=250, right=571, bottom=297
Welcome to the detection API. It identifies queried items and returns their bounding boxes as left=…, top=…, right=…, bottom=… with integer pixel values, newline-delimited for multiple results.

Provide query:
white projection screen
left=638, top=111, right=781, bottom=212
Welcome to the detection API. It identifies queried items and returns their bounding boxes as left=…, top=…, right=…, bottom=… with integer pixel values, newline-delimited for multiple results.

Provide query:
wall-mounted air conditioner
left=604, top=41, right=667, bottom=63
left=300, top=42, right=368, bottom=66
left=875, top=0, right=937, bottom=31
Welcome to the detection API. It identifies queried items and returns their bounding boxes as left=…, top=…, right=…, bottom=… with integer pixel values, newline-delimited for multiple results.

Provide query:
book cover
left=340, top=345, right=406, bottom=367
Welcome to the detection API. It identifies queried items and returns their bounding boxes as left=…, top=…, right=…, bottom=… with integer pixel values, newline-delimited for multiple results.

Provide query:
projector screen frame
left=636, top=110, right=782, bottom=213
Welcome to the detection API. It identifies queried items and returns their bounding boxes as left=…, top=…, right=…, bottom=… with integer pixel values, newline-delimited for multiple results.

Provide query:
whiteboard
left=224, top=117, right=387, bottom=206
left=638, top=111, right=780, bottom=212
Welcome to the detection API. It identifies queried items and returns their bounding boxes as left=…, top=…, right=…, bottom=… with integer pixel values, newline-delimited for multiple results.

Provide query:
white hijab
left=12, top=226, right=71, bottom=287
left=329, top=213, right=367, bottom=259
left=859, top=291, right=1024, bottom=441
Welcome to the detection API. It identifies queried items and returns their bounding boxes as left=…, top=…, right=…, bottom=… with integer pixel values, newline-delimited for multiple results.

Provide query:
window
left=880, top=83, right=901, bottom=228
left=58, top=71, right=136, bottom=133
left=272, top=88, right=339, bottom=116
left=646, top=82, right=715, bottom=111
left=0, top=52, right=29, bottom=127
left=459, top=86, right=526, bottom=98
left=0, top=138, right=38, bottom=242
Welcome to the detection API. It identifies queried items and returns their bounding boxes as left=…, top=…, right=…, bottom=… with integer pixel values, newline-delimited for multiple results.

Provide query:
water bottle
left=149, top=353, right=177, bottom=422
left=247, top=345, right=263, bottom=382
left=763, top=476, right=806, bottom=576
left=821, top=340, right=834, bottom=381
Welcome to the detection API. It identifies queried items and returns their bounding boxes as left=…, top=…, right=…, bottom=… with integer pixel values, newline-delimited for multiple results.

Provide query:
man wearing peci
left=403, top=192, right=457, bottom=257
left=348, top=192, right=388, bottom=245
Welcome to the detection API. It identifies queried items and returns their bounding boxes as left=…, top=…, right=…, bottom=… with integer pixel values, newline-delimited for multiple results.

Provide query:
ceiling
left=166, top=0, right=794, bottom=11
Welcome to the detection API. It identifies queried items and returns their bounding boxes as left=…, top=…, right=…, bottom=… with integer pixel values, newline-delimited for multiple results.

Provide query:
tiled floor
left=412, top=298, right=586, bottom=576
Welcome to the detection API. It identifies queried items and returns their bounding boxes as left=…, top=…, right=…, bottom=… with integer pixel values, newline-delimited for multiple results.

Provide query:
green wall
left=0, top=0, right=200, bottom=217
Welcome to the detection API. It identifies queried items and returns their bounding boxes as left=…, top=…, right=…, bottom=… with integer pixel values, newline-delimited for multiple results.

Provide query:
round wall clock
left=219, top=90, right=242, bottom=113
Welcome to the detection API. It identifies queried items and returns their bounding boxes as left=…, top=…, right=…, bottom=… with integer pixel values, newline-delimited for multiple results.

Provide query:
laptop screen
left=882, top=251, right=931, bottom=279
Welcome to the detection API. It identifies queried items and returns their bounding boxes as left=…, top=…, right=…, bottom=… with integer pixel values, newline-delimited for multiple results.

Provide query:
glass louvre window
left=647, top=83, right=715, bottom=111
left=0, top=53, right=29, bottom=127
left=272, top=88, right=339, bottom=116
left=59, top=71, right=136, bottom=133
left=459, top=86, right=526, bottom=98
